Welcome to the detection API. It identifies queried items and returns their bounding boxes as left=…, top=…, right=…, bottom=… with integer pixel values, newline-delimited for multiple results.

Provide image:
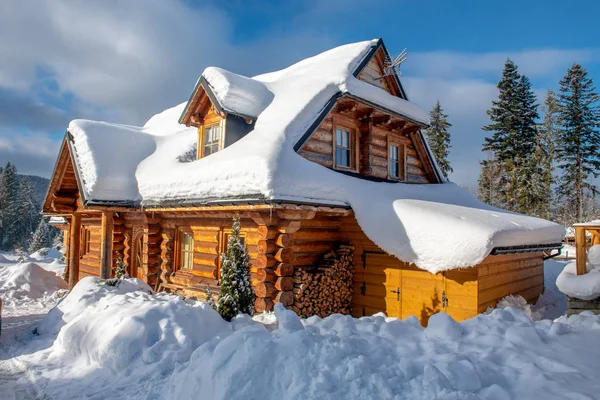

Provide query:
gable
left=43, top=138, right=81, bottom=213
left=297, top=96, right=440, bottom=184
left=355, top=45, right=405, bottom=99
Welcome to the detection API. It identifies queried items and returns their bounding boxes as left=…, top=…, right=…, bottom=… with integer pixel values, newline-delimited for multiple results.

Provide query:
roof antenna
left=375, top=48, right=407, bottom=80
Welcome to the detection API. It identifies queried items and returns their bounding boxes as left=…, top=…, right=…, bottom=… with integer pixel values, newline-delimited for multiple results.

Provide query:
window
left=177, top=230, right=194, bottom=270
left=388, top=142, right=405, bottom=181
left=335, top=128, right=353, bottom=169
left=202, top=125, right=221, bottom=157
left=80, top=227, right=91, bottom=257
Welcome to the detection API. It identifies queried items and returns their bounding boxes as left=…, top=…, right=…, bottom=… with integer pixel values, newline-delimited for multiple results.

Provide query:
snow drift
left=557, top=245, right=600, bottom=300
left=0, top=262, right=67, bottom=305
left=64, top=39, right=564, bottom=272
left=25, top=277, right=600, bottom=399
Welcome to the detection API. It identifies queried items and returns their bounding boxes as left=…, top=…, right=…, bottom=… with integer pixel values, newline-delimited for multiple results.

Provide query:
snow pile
left=65, top=39, right=565, bottom=272
left=203, top=67, right=274, bottom=118
left=16, top=267, right=598, bottom=400
left=36, top=277, right=228, bottom=373
left=165, top=304, right=600, bottom=400
left=557, top=245, right=600, bottom=300
left=0, top=262, right=67, bottom=306
left=28, top=247, right=62, bottom=262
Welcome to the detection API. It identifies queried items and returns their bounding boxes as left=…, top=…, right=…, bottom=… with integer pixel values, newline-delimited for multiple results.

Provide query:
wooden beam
left=68, top=213, right=82, bottom=289
left=100, top=211, right=114, bottom=279
left=576, top=226, right=587, bottom=275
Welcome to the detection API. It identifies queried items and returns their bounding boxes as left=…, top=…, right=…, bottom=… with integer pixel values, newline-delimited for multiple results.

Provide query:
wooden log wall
left=292, top=245, right=354, bottom=318
left=78, top=216, right=102, bottom=280
left=298, top=108, right=429, bottom=184
left=159, top=215, right=260, bottom=299
left=477, top=252, right=544, bottom=312
left=145, top=218, right=162, bottom=288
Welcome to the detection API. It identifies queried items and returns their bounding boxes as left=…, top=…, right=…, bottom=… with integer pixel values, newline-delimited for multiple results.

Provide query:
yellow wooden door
left=352, top=252, right=402, bottom=318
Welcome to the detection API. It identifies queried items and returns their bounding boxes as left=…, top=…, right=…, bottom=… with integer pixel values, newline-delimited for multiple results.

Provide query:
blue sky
left=1, top=0, right=599, bottom=188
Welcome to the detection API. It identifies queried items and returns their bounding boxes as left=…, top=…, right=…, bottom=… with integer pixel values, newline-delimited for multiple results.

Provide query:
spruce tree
left=480, top=59, right=539, bottom=212
left=0, top=163, right=18, bottom=250
left=216, top=215, right=255, bottom=321
left=425, top=100, right=453, bottom=178
left=555, top=63, right=600, bottom=223
left=535, top=90, right=560, bottom=219
left=7, top=178, right=41, bottom=250
left=28, top=218, right=52, bottom=253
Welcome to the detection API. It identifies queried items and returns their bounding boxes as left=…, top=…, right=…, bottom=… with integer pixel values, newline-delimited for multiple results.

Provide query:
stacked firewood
left=291, top=244, right=354, bottom=318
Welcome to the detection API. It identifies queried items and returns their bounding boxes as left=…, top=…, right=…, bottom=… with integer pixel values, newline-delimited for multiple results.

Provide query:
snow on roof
left=65, top=39, right=565, bottom=272
left=573, top=220, right=600, bottom=227
left=203, top=67, right=274, bottom=119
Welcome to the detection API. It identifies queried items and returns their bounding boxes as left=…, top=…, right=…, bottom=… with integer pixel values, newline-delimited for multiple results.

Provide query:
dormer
left=179, top=67, right=273, bottom=160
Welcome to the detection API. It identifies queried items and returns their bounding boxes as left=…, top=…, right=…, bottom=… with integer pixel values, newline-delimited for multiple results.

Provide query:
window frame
left=174, top=227, right=195, bottom=272
left=80, top=227, right=91, bottom=258
left=218, top=229, right=245, bottom=280
left=387, top=136, right=406, bottom=181
left=200, top=123, right=222, bottom=158
left=332, top=117, right=359, bottom=172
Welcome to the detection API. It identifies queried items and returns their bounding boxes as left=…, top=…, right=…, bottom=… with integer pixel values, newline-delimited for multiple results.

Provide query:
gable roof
left=49, top=38, right=565, bottom=272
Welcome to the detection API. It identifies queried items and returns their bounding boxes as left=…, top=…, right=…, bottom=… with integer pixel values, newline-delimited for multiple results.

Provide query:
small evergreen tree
left=28, top=218, right=52, bottom=253
left=115, top=257, right=127, bottom=279
left=555, top=63, right=600, bottom=223
left=216, top=215, right=255, bottom=321
left=425, top=100, right=453, bottom=178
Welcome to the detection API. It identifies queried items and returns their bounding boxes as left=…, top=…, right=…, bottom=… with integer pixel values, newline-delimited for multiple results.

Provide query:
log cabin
left=43, top=39, right=565, bottom=325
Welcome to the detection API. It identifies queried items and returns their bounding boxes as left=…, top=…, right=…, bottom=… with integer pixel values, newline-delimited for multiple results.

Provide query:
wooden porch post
left=68, top=213, right=81, bottom=289
left=576, top=226, right=587, bottom=275
left=100, top=211, right=114, bottom=279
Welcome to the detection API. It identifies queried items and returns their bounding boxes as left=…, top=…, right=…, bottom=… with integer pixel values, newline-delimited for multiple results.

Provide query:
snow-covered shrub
left=216, top=215, right=255, bottom=321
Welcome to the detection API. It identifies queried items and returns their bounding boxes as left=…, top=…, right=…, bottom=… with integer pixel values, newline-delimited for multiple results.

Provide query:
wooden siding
left=298, top=106, right=430, bottom=183
left=356, top=47, right=401, bottom=98
left=341, top=214, right=478, bottom=326
left=477, top=252, right=544, bottom=312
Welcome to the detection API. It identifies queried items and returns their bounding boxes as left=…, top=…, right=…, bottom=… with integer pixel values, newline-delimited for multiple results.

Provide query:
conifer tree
left=28, top=218, right=52, bottom=253
left=216, top=215, right=255, bottom=321
left=0, top=163, right=18, bottom=250
left=477, top=154, right=504, bottom=207
left=8, top=178, right=41, bottom=250
left=425, top=100, right=453, bottom=178
left=555, top=63, right=600, bottom=223
left=480, top=59, right=539, bottom=212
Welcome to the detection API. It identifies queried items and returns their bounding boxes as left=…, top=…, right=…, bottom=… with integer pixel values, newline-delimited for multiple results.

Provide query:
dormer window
left=388, top=140, right=406, bottom=181
left=203, top=125, right=221, bottom=157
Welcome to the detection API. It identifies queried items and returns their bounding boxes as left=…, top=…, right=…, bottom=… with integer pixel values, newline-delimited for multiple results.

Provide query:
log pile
left=291, top=244, right=354, bottom=318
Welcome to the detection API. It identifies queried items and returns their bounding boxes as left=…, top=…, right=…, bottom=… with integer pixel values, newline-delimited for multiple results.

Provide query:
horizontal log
left=292, top=241, right=333, bottom=254
left=256, top=268, right=275, bottom=282
left=257, top=239, right=277, bottom=254
left=275, top=277, right=293, bottom=291
left=255, top=254, right=277, bottom=268
left=275, top=234, right=291, bottom=248
left=194, top=241, right=219, bottom=254
left=193, top=253, right=218, bottom=267
left=274, top=262, right=294, bottom=277
left=276, top=210, right=316, bottom=221
left=293, top=253, right=321, bottom=267
left=193, top=231, right=220, bottom=243
left=294, top=230, right=339, bottom=242
left=278, top=220, right=302, bottom=234
left=299, top=150, right=333, bottom=167
left=255, top=282, right=277, bottom=298
left=274, top=248, right=293, bottom=263
left=302, top=139, right=333, bottom=155
left=311, top=129, right=332, bottom=142
left=274, top=291, right=294, bottom=307
left=257, top=225, right=278, bottom=240
left=255, top=297, right=274, bottom=312
left=191, top=265, right=217, bottom=279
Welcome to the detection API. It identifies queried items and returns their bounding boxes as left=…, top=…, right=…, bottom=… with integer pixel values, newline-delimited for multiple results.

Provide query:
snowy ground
left=2, top=255, right=600, bottom=399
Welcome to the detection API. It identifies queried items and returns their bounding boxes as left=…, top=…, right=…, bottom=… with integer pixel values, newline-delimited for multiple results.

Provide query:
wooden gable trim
left=43, top=136, right=86, bottom=213
left=352, top=39, right=407, bottom=100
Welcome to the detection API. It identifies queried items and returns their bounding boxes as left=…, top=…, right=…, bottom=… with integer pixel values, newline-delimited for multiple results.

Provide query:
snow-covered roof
left=63, top=39, right=565, bottom=272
